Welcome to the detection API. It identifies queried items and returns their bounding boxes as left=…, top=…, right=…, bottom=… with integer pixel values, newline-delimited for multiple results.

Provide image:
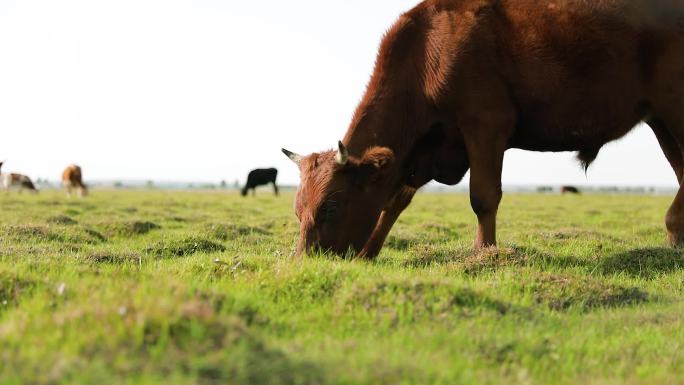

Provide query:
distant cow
left=242, top=168, right=278, bottom=197
left=561, top=186, right=581, bottom=195
left=62, top=164, right=88, bottom=198
left=0, top=162, right=38, bottom=193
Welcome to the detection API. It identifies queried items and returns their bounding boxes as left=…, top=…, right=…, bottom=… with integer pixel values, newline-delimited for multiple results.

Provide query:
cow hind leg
left=648, top=113, right=684, bottom=247
left=648, top=118, right=684, bottom=184
left=273, top=182, right=279, bottom=196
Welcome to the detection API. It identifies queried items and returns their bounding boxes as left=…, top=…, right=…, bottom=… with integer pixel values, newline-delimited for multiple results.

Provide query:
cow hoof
left=473, top=240, right=497, bottom=251
left=354, top=248, right=380, bottom=261
left=474, top=245, right=499, bottom=254
left=668, top=232, right=684, bottom=248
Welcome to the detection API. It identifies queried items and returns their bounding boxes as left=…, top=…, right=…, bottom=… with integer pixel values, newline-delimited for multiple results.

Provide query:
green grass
left=1, top=190, right=683, bottom=384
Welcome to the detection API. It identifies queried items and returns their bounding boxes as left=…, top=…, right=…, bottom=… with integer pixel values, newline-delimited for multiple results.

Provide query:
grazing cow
left=241, top=168, right=279, bottom=197
left=561, top=186, right=581, bottom=195
left=283, top=0, right=684, bottom=259
left=62, top=164, right=88, bottom=198
left=0, top=162, right=38, bottom=193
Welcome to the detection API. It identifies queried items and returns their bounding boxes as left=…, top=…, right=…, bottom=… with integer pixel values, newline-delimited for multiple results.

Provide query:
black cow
left=242, top=168, right=279, bottom=197
left=561, top=186, right=581, bottom=195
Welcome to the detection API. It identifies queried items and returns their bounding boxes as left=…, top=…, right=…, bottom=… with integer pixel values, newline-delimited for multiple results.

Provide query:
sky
left=0, top=0, right=678, bottom=187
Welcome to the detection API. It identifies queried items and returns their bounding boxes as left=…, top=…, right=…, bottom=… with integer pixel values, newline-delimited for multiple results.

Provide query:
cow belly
left=508, top=99, right=646, bottom=153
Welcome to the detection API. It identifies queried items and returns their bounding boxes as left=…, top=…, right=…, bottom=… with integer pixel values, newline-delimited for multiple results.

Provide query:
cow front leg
left=356, top=186, right=417, bottom=260
left=463, top=131, right=508, bottom=249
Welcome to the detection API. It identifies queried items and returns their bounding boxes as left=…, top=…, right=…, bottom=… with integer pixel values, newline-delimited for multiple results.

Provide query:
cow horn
left=282, top=148, right=303, bottom=165
left=336, top=141, right=349, bottom=165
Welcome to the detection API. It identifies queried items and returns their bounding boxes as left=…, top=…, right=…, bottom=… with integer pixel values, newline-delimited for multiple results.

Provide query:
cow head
left=283, top=142, right=396, bottom=256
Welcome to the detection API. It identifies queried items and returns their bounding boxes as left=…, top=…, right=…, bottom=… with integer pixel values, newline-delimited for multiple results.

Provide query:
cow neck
left=342, top=92, right=426, bottom=191
left=344, top=91, right=425, bottom=156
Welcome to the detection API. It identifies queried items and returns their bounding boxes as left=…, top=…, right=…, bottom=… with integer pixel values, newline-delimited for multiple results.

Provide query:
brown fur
left=62, top=164, right=87, bottom=197
left=286, top=0, right=684, bottom=258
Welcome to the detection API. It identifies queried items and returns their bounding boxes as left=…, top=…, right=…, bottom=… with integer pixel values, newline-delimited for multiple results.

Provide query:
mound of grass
left=1, top=293, right=323, bottom=385
left=518, top=272, right=648, bottom=311
left=460, top=246, right=532, bottom=275
left=97, top=221, right=161, bottom=237
left=338, top=279, right=508, bottom=323
left=147, top=237, right=226, bottom=258
left=2, top=225, right=105, bottom=244
left=272, top=268, right=347, bottom=304
left=541, top=227, right=618, bottom=243
left=82, top=228, right=107, bottom=243
left=0, top=271, right=36, bottom=310
left=47, top=215, right=78, bottom=225
left=209, top=257, right=263, bottom=279
left=206, top=223, right=272, bottom=241
left=600, top=248, right=684, bottom=278
left=85, top=252, right=142, bottom=265
left=385, top=226, right=423, bottom=250
left=400, top=244, right=456, bottom=267
left=3, top=225, right=54, bottom=240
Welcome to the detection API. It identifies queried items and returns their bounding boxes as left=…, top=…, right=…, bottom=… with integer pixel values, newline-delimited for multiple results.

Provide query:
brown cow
left=0, top=162, right=38, bottom=193
left=62, top=164, right=88, bottom=198
left=283, top=0, right=684, bottom=259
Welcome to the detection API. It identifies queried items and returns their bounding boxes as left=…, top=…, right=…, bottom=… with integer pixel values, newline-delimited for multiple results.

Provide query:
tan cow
left=62, top=164, right=88, bottom=198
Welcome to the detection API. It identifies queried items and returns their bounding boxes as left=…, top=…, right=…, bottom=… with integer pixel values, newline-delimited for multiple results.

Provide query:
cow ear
left=361, top=147, right=394, bottom=171
left=352, top=147, right=394, bottom=187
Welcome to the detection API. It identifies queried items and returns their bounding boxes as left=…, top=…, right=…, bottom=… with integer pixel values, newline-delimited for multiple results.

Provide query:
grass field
left=1, top=190, right=683, bottom=385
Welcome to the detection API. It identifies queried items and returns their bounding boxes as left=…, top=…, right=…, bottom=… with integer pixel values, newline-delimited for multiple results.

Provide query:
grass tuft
left=47, top=215, right=78, bottom=225
left=460, top=246, right=531, bottom=274
left=519, top=272, right=649, bottom=311
left=206, top=223, right=272, bottom=241
left=85, top=252, right=142, bottom=265
left=0, top=271, right=36, bottom=310
left=2, top=225, right=105, bottom=244
left=146, top=237, right=226, bottom=258
left=97, top=221, right=161, bottom=237
left=339, top=279, right=509, bottom=323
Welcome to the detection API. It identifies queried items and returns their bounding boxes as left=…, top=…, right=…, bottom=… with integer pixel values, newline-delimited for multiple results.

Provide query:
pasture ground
left=1, top=190, right=683, bottom=385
